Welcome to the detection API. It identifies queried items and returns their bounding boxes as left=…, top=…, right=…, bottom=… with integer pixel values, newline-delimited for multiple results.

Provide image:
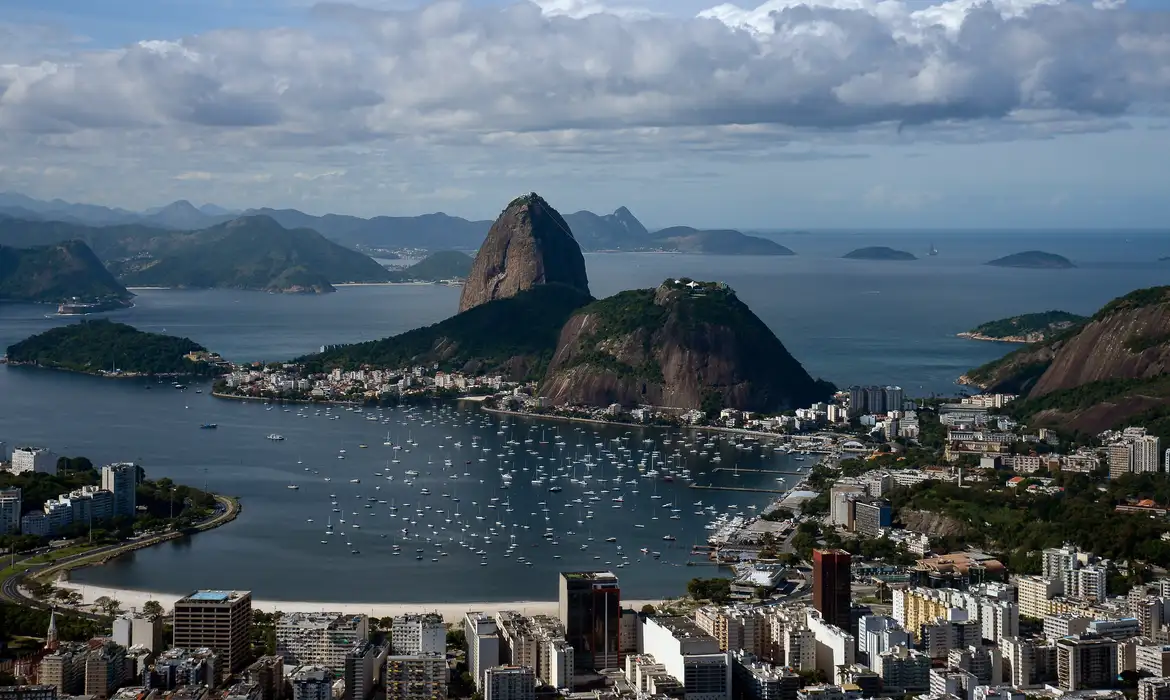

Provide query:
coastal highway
left=1, top=494, right=239, bottom=611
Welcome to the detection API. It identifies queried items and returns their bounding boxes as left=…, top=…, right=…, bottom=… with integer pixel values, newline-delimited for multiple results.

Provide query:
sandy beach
left=53, top=581, right=662, bottom=623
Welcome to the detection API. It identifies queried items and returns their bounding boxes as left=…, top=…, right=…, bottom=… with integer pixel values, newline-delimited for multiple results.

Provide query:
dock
left=711, top=467, right=806, bottom=476
left=689, top=484, right=790, bottom=494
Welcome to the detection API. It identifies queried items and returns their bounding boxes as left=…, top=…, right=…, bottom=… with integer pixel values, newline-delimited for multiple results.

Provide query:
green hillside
left=0, top=241, right=131, bottom=303
left=6, top=319, right=218, bottom=376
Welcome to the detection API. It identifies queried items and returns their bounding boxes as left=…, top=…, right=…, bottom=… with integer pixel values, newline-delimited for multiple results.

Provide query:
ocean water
left=0, top=232, right=1165, bottom=602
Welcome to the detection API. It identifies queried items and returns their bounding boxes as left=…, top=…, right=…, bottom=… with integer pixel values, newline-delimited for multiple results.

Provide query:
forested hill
left=6, top=319, right=221, bottom=376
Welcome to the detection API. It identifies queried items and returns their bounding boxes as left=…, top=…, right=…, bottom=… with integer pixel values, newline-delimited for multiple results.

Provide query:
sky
left=1, top=0, right=1169, bottom=229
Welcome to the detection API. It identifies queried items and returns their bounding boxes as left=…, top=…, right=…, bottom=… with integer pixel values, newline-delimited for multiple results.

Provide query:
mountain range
left=0, top=192, right=786, bottom=255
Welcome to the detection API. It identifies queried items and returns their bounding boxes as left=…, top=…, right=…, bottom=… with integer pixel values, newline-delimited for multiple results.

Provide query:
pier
left=689, top=484, right=790, bottom=494
left=710, top=467, right=806, bottom=476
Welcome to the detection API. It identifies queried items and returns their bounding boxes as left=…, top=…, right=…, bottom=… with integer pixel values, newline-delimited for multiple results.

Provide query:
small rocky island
left=986, top=251, right=1075, bottom=269
left=842, top=246, right=917, bottom=261
left=5, top=319, right=225, bottom=377
left=958, top=310, right=1085, bottom=343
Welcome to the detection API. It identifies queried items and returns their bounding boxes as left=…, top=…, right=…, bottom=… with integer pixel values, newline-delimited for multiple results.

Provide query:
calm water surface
left=0, top=233, right=1166, bottom=602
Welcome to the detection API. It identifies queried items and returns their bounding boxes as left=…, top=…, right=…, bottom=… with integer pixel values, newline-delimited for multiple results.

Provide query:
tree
left=94, top=596, right=123, bottom=617
left=142, top=600, right=164, bottom=621
left=446, top=628, right=466, bottom=650
left=687, top=577, right=732, bottom=604
left=640, top=604, right=657, bottom=615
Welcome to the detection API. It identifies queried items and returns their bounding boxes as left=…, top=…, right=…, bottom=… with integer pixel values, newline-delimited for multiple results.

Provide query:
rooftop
left=649, top=616, right=715, bottom=641
left=180, top=590, right=250, bottom=603
left=561, top=570, right=618, bottom=581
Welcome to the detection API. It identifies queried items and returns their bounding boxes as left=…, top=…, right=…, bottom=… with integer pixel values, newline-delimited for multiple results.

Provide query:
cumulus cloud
left=0, top=0, right=1166, bottom=140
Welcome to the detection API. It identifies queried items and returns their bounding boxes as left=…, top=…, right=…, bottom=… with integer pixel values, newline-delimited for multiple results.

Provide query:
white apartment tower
left=11, top=447, right=56, bottom=475
left=100, top=463, right=138, bottom=518
left=391, top=613, right=445, bottom=656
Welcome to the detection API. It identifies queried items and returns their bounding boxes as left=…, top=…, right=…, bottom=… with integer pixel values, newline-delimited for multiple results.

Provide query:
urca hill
left=308, top=193, right=832, bottom=412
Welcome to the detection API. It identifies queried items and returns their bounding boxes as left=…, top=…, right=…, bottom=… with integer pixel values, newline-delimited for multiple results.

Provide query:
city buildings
left=100, top=463, right=138, bottom=518
left=275, top=613, right=369, bottom=672
left=558, top=571, right=621, bottom=671
left=1055, top=635, right=1118, bottom=691
left=812, top=550, right=851, bottom=631
left=384, top=654, right=448, bottom=700
left=464, top=612, right=501, bottom=690
left=172, top=590, right=253, bottom=674
left=10, top=447, right=56, bottom=475
left=0, top=687, right=57, bottom=700
left=390, top=613, right=445, bottom=656
left=641, top=616, right=731, bottom=700
left=243, top=656, right=285, bottom=700
left=0, top=487, right=20, bottom=534
left=288, top=666, right=333, bottom=700
left=343, top=642, right=387, bottom=700
left=483, top=666, right=535, bottom=700
left=729, top=651, right=799, bottom=700
left=851, top=501, right=890, bottom=539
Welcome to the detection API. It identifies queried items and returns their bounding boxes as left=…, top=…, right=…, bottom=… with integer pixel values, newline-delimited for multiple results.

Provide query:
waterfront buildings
left=390, top=613, right=444, bottom=656
left=343, top=642, right=387, bottom=700
left=275, top=612, right=369, bottom=672
left=172, top=590, right=253, bottom=674
left=384, top=654, right=448, bottom=700
left=0, top=487, right=20, bottom=534
left=812, top=550, right=851, bottom=631
left=10, top=447, right=56, bottom=475
left=100, top=463, right=138, bottom=518
left=483, top=666, right=535, bottom=700
left=558, top=571, right=621, bottom=671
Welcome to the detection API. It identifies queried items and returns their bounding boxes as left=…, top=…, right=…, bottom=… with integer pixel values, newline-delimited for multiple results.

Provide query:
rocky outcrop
left=539, top=279, right=832, bottom=412
left=458, top=193, right=590, bottom=313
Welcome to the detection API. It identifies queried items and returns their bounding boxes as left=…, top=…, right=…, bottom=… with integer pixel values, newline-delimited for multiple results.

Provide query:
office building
left=0, top=687, right=57, bottom=700
left=0, top=488, right=20, bottom=535
left=112, top=613, right=164, bottom=653
left=812, top=550, right=851, bottom=631
left=558, top=571, right=621, bottom=671
left=391, top=613, right=445, bottom=656
left=642, top=616, right=731, bottom=700
left=1055, top=635, right=1117, bottom=691
left=10, top=447, right=56, bottom=475
left=289, top=666, right=333, bottom=700
left=852, top=501, right=891, bottom=538
left=276, top=612, right=369, bottom=672
left=872, top=646, right=930, bottom=694
left=172, top=590, right=253, bottom=674
left=483, top=666, right=535, bottom=700
left=384, top=653, right=447, bottom=700
left=343, top=642, right=386, bottom=700
left=101, top=463, right=138, bottom=518
left=464, top=612, right=500, bottom=690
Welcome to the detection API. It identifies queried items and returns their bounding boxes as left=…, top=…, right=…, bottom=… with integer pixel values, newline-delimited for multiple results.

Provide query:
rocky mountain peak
left=458, top=192, right=590, bottom=313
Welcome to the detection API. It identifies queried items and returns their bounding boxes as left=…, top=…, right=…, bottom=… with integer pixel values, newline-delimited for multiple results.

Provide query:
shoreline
left=955, top=332, right=1033, bottom=344
left=52, top=581, right=663, bottom=623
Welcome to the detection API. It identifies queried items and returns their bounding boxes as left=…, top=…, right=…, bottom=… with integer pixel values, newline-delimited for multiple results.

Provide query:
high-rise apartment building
left=483, top=666, right=535, bottom=700
left=100, top=463, right=138, bottom=518
left=385, top=654, right=447, bottom=700
left=391, top=613, right=445, bottom=656
left=0, top=687, right=57, bottom=700
left=276, top=613, right=369, bottom=672
left=39, top=647, right=88, bottom=695
left=558, top=571, right=621, bottom=671
left=112, top=612, right=164, bottom=652
left=172, top=590, right=253, bottom=674
left=464, top=612, right=500, bottom=690
left=343, top=642, right=387, bottom=700
left=1055, top=635, right=1117, bottom=691
left=11, top=447, right=56, bottom=475
left=1135, top=436, right=1162, bottom=473
left=83, top=640, right=128, bottom=700
left=289, top=666, right=333, bottom=700
left=0, top=488, right=20, bottom=535
left=1110, top=443, right=1133, bottom=479
left=812, top=550, right=851, bottom=631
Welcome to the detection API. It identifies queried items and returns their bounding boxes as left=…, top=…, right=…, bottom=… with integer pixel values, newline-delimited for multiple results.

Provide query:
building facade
left=172, top=590, right=253, bottom=675
left=812, top=550, right=851, bottom=631
left=558, top=571, right=621, bottom=671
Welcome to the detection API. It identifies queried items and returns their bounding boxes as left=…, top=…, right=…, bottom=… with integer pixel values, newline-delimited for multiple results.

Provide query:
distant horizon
left=4, top=190, right=1169, bottom=235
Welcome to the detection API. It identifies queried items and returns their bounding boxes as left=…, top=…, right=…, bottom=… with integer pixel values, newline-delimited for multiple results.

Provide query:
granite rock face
left=458, top=193, right=590, bottom=313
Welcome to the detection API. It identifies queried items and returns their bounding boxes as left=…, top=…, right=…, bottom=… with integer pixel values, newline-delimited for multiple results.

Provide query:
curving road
left=1, top=495, right=239, bottom=612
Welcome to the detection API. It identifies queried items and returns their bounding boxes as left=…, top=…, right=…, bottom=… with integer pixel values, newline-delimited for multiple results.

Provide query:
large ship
left=56, top=298, right=132, bottom=315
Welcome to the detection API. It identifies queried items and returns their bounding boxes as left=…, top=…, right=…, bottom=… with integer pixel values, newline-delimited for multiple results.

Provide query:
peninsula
left=5, top=319, right=225, bottom=377
left=958, top=310, right=1086, bottom=343
left=385, top=250, right=473, bottom=283
left=985, top=250, right=1075, bottom=269
left=842, top=246, right=917, bottom=261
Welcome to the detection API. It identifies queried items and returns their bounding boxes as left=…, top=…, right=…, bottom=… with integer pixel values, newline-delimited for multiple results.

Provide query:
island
left=0, top=241, right=133, bottom=306
left=958, top=310, right=1086, bottom=343
left=5, top=319, right=226, bottom=377
left=985, top=250, right=1075, bottom=269
left=842, top=246, right=917, bottom=261
left=386, top=250, right=473, bottom=283
left=648, top=227, right=795, bottom=255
